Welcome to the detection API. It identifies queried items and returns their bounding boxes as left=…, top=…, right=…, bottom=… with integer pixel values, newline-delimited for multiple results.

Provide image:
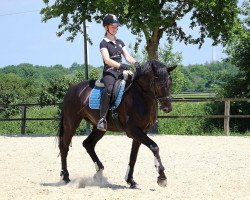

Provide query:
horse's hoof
left=63, top=177, right=71, bottom=184
left=60, top=171, right=70, bottom=183
left=130, top=183, right=137, bottom=189
left=157, top=177, right=167, bottom=187
left=128, top=179, right=137, bottom=189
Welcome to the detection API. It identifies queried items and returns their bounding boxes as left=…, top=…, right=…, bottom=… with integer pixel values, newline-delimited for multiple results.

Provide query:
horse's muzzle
left=161, top=107, right=172, bottom=113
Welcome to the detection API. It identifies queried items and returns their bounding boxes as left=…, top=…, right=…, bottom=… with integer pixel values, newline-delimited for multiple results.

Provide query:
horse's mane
left=135, top=60, right=168, bottom=79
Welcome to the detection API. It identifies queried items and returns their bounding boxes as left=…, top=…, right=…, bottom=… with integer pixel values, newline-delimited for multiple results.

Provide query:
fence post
left=224, top=100, right=230, bottom=136
left=21, top=105, right=27, bottom=135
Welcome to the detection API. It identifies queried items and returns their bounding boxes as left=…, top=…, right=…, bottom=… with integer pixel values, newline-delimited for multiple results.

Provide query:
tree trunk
left=145, top=29, right=160, bottom=134
left=146, top=40, right=159, bottom=60
left=146, top=32, right=160, bottom=60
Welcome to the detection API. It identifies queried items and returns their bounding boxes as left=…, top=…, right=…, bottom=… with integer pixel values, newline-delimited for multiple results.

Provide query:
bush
left=0, top=121, right=22, bottom=135
left=0, top=105, right=89, bottom=135
left=158, top=102, right=223, bottom=135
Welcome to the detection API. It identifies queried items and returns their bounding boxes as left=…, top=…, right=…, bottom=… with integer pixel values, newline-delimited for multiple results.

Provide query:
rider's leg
left=97, top=74, right=115, bottom=131
left=97, top=90, right=111, bottom=131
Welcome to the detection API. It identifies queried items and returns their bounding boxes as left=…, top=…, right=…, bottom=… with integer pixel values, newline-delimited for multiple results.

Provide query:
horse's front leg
left=128, top=128, right=167, bottom=187
left=125, top=139, right=141, bottom=188
left=150, top=144, right=167, bottom=187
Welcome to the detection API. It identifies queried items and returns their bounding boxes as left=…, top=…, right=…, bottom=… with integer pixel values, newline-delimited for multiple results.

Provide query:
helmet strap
left=107, top=26, right=116, bottom=36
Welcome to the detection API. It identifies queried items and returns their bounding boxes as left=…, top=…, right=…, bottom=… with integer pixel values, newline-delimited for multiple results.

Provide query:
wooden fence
left=158, top=98, right=250, bottom=136
left=0, top=98, right=249, bottom=135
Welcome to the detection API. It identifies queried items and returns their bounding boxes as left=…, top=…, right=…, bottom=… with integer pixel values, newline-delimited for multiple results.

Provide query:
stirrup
left=97, top=118, right=107, bottom=131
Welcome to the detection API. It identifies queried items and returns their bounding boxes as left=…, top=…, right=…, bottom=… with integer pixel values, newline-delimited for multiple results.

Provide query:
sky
left=0, top=1, right=242, bottom=68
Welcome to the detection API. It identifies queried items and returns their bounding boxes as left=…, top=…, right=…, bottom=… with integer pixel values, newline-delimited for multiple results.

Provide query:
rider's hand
left=120, top=63, right=131, bottom=70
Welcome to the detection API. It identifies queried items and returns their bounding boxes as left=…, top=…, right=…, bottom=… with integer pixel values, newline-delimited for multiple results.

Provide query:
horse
left=58, top=60, right=176, bottom=188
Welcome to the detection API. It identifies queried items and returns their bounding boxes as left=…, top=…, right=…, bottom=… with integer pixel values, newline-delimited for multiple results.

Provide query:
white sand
left=0, top=135, right=249, bottom=200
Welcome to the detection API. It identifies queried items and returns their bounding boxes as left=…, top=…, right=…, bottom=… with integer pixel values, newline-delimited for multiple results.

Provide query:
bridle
left=135, top=72, right=172, bottom=103
left=153, top=75, right=172, bottom=103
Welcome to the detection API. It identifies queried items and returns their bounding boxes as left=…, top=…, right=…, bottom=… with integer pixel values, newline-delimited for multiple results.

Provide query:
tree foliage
left=41, top=0, right=241, bottom=59
left=0, top=73, right=38, bottom=117
left=157, top=41, right=184, bottom=94
left=38, top=76, right=73, bottom=105
left=206, top=1, right=250, bottom=133
left=220, top=0, right=250, bottom=98
left=0, top=60, right=248, bottom=134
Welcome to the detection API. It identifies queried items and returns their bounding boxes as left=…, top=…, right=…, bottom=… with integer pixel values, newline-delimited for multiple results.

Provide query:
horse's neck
left=131, top=78, right=158, bottom=124
left=134, top=77, right=154, bottom=98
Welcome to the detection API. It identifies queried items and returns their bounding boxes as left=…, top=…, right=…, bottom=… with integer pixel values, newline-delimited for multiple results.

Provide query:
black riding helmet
left=103, top=14, right=120, bottom=27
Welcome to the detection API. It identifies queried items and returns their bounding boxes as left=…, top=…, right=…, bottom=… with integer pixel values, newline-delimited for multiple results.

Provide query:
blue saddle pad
left=89, top=81, right=126, bottom=110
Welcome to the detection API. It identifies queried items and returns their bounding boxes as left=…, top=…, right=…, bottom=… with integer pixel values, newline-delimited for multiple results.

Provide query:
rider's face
left=107, top=24, right=118, bottom=35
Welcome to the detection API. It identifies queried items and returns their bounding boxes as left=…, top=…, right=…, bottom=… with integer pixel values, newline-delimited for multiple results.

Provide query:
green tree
left=158, top=41, right=184, bottom=93
left=89, top=68, right=101, bottom=80
left=158, top=41, right=182, bottom=66
left=220, top=0, right=249, bottom=98
left=206, top=1, right=250, bottom=133
left=171, top=68, right=185, bottom=94
left=41, top=0, right=241, bottom=59
left=0, top=74, right=38, bottom=117
left=38, top=76, right=74, bottom=104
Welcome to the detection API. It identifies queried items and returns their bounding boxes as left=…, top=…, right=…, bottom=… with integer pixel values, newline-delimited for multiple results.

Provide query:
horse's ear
left=167, top=65, right=177, bottom=73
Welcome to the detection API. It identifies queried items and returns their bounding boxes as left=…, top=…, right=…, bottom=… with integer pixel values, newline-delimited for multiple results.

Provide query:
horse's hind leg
left=59, top=115, right=81, bottom=183
left=59, top=134, right=71, bottom=183
left=125, top=139, right=141, bottom=188
left=82, top=126, right=105, bottom=172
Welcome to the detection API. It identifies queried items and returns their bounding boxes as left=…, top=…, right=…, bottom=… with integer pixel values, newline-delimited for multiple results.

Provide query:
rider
left=97, top=14, right=139, bottom=131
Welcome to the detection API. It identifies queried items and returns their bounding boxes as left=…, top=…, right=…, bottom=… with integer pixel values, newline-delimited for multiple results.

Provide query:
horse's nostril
left=163, top=107, right=172, bottom=113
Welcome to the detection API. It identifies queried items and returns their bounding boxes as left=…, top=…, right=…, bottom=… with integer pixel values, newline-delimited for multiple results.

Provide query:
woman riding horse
left=59, top=59, right=176, bottom=188
left=98, top=14, right=140, bottom=131
left=58, top=15, right=176, bottom=188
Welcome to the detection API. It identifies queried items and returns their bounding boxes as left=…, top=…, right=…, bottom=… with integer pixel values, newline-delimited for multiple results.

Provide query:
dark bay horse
left=59, top=60, right=176, bottom=188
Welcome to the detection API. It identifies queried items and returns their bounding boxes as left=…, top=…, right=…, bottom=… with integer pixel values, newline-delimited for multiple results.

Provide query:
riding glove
left=120, top=63, right=131, bottom=70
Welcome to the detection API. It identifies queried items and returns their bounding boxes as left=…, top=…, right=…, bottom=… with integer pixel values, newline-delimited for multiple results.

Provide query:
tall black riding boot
left=97, top=90, right=111, bottom=131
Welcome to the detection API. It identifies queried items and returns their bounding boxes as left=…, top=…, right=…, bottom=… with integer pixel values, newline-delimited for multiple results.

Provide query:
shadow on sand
left=41, top=171, right=136, bottom=190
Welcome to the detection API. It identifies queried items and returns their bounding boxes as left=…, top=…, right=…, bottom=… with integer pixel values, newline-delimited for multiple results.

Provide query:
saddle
left=89, top=70, right=133, bottom=110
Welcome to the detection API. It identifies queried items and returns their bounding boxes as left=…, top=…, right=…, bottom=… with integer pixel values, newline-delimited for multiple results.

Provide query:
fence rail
left=0, top=98, right=249, bottom=135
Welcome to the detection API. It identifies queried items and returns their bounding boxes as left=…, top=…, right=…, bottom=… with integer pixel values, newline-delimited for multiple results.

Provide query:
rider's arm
left=101, top=48, right=121, bottom=68
left=122, top=47, right=137, bottom=65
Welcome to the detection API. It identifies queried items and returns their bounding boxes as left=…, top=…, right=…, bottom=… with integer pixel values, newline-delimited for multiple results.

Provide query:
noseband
left=153, top=76, right=172, bottom=103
